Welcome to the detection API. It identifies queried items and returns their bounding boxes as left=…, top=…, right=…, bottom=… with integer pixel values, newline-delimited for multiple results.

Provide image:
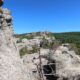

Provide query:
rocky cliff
left=0, top=8, right=24, bottom=80
left=22, top=44, right=80, bottom=80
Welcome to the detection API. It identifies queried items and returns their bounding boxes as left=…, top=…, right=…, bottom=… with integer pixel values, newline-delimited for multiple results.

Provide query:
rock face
left=22, top=48, right=50, bottom=80
left=43, top=44, right=80, bottom=80
left=0, top=8, right=23, bottom=80
left=22, top=44, right=80, bottom=80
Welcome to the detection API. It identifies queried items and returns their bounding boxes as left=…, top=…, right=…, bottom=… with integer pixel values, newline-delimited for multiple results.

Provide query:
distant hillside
left=54, top=32, right=80, bottom=54
left=15, top=32, right=80, bottom=54
left=54, top=32, right=80, bottom=46
left=15, top=32, right=53, bottom=40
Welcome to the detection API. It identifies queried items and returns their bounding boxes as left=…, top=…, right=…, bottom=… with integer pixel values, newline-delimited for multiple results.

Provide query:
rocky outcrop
left=0, top=8, right=24, bottom=80
left=42, top=44, right=80, bottom=80
left=16, top=31, right=55, bottom=51
left=22, top=43, right=80, bottom=80
left=22, top=48, right=50, bottom=80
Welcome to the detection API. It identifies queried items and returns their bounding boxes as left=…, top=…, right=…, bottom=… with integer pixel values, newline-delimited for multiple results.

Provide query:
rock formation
left=22, top=43, right=80, bottom=80
left=0, top=8, right=24, bottom=80
left=41, top=44, right=80, bottom=80
left=51, top=44, right=80, bottom=80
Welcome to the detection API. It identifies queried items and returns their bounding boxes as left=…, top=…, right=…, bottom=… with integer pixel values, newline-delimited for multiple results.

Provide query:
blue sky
left=3, top=0, right=80, bottom=34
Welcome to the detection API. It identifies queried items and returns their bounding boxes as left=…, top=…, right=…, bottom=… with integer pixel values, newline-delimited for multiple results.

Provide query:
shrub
left=19, top=45, right=38, bottom=57
left=19, top=46, right=28, bottom=57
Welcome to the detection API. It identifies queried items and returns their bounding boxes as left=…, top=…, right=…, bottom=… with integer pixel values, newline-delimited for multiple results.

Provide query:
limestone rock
left=0, top=8, right=24, bottom=80
left=21, top=39, right=80, bottom=80
left=46, top=44, right=80, bottom=80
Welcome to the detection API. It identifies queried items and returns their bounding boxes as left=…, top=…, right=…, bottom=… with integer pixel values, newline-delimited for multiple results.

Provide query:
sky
left=3, top=0, right=80, bottom=34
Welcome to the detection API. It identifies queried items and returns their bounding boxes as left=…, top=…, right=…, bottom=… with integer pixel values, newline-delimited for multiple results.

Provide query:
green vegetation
left=19, top=45, right=38, bottom=57
left=15, top=34, right=34, bottom=40
left=19, top=46, right=28, bottom=57
left=15, top=32, right=80, bottom=55
left=54, top=32, right=80, bottom=54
